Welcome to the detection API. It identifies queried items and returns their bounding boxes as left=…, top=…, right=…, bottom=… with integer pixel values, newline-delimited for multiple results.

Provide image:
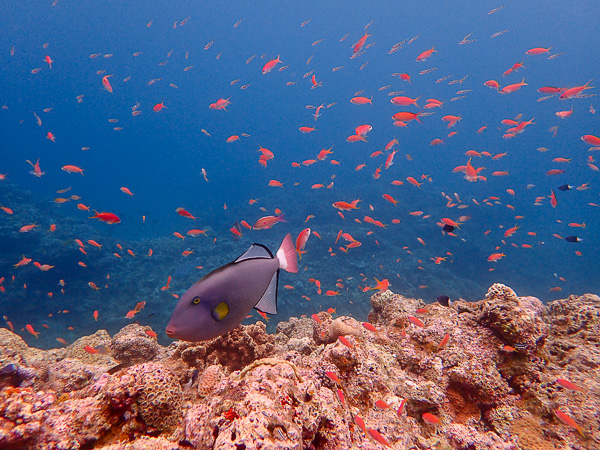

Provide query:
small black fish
left=557, top=184, right=573, bottom=191
left=442, top=224, right=455, bottom=233
left=437, top=295, right=450, bottom=307
left=565, top=236, right=581, bottom=243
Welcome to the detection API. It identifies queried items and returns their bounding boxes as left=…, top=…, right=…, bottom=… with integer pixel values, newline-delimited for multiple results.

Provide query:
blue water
left=0, top=0, right=598, bottom=349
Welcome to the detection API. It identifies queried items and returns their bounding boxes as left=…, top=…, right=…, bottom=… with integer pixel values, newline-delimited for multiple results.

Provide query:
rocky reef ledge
left=0, top=284, right=598, bottom=449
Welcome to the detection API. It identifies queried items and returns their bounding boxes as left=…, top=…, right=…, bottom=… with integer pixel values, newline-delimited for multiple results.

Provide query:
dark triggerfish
left=166, top=234, right=298, bottom=342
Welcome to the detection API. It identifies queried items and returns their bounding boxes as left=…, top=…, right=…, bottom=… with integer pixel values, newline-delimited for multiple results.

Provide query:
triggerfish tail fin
left=276, top=233, right=298, bottom=273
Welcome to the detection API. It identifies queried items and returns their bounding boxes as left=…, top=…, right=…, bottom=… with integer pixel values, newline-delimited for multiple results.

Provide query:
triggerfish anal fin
left=234, top=243, right=274, bottom=263
left=255, top=271, right=279, bottom=314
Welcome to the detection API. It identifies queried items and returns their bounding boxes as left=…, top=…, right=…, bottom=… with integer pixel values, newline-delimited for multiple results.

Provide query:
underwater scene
left=0, top=0, right=599, bottom=448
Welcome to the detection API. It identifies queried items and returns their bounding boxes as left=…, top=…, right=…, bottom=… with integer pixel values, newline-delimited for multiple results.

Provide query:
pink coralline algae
left=0, top=285, right=598, bottom=449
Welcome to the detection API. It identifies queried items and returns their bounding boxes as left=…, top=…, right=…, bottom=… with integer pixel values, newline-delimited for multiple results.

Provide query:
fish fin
left=255, top=271, right=278, bottom=314
left=276, top=233, right=298, bottom=273
left=234, top=243, right=273, bottom=263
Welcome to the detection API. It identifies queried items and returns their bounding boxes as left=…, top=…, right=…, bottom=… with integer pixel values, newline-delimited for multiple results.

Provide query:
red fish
left=422, top=412, right=440, bottom=425
left=554, top=409, right=585, bottom=436
left=526, top=47, right=551, bottom=55
left=262, top=55, right=282, bottom=74
left=559, top=80, right=593, bottom=99
left=333, top=200, right=360, bottom=211
left=353, top=31, right=371, bottom=54
left=382, top=194, right=399, bottom=206
left=153, top=102, right=166, bottom=112
left=209, top=98, right=230, bottom=110
left=487, top=253, right=506, bottom=262
left=26, top=158, right=45, bottom=177
left=90, top=211, right=121, bottom=224
left=102, top=75, right=113, bottom=93
left=556, top=378, right=584, bottom=391
left=62, top=165, right=85, bottom=175
left=499, top=78, right=527, bottom=94
left=581, top=135, right=600, bottom=146
left=406, top=176, right=423, bottom=188
left=549, top=189, right=558, bottom=208
left=390, top=96, right=420, bottom=106
left=25, top=324, right=40, bottom=338
left=407, top=316, right=425, bottom=327
left=253, top=214, right=285, bottom=230
left=295, top=228, right=311, bottom=258
left=351, top=96, right=372, bottom=105
left=366, top=429, right=392, bottom=447
left=176, top=207, right=196, bottom=220
left=371, top=278, right=389, bottom=291
left=416, top=46, right=436, bottom=62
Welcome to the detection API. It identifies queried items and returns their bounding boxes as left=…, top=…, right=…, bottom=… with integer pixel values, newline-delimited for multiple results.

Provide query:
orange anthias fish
left=371, top=278, right=389, bottom=291
left=175, top=207, right=196, bottom=220
left=556, top=378, right=584, bottom=391
left=102, top=74, right=113, bottom=93
left=26, top=324, right=40, bottom=338
left=559, top=80, right=593, bottom=100
left=295, top=228, right=311, bottom=258
left=422, top=412, right=441, bottom=425
left=408, top=316, right=425, bottom=327
left=120, top=187, right=134, bottom=196
left=353, top=31, right=371, bottom=54
left=262, top=55, right=282, bottom=74
left=367, top=428, right=392, bottom=447
left=26, top=158, right=45, bottom=177
left=90, top=211, right=121, bottom=224
left=253, top=214, right=285, bottom=230
left=333, top=199, right=360, bottom=211
left=554, top=409, right=585, bottom=436
left=62, top=165, right=85, bottom=175
left=416, top=46, right=436, bottom=62
left=499, top=78, right=527, bottom=94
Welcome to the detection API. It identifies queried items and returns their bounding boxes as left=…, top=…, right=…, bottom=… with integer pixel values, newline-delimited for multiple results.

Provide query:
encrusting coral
left=0, top=285, right=597, bottom=449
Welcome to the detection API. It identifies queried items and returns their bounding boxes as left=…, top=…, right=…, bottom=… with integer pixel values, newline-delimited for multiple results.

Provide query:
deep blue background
left=0, top=0, right=599, bottom=348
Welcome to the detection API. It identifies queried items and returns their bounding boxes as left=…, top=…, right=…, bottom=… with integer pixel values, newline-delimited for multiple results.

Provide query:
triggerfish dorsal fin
left=254, top=271, right=279, bottom=314
left=234, top=243, right=273, bottom=263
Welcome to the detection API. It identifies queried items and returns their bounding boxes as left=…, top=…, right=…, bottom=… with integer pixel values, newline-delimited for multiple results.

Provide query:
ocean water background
left=0, top=0, right=598, bottom=349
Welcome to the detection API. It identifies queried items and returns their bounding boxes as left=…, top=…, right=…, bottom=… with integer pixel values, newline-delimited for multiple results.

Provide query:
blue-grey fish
left=166, top=234, right=298, bottom=342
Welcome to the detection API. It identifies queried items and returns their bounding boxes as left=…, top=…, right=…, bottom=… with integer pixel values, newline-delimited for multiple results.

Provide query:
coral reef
left=111, top=324, right=160, bottom=365
left=0, top=285, right=598, bottom=449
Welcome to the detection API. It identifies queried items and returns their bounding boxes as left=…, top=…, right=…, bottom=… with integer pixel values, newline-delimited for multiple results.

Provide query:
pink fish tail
left=277, top=233, right=298, bottom=273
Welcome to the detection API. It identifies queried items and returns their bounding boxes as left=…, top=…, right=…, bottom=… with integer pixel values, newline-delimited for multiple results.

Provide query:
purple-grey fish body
left=166, top=234, right=297, bottom=342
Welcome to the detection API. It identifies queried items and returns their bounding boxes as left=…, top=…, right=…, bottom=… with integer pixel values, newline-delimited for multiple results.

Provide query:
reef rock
left=0, top=284, right=597, bottom=449
left=111, top=324, right=160, bottom=365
